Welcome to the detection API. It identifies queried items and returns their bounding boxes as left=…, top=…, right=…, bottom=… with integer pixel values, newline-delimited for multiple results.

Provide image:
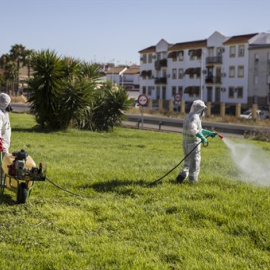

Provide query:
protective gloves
left=196, top=132, right=208, bottom=144
left=202, top=129, right=217, bottom=138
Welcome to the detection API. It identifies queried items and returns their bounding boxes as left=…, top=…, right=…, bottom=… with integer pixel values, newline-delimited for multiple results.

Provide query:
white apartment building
left=139, top=31, right=270, bottom=107
left=105, top=65, right=140, bottom=99
left=248, top=36, right=270, bottom=105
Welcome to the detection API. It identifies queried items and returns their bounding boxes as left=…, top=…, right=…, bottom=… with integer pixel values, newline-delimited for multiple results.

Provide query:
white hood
left=189, top=100, right=207, bottom=116
left=0, top=93, right=11, bottom=110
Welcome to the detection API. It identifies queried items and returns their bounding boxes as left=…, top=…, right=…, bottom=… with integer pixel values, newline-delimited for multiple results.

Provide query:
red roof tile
left=223, top=33, right=258, bottom=45
left=138, top=46, right=156, bottom=54
left=168, top=39, right=207, bottom=51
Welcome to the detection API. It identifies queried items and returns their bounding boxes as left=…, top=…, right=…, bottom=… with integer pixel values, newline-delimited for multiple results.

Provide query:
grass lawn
left=0, top=113, right=269, bottom=269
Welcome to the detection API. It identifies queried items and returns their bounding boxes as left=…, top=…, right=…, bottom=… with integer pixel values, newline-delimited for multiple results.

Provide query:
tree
left=4, top=61, right=17, bottom=95
left=10, top=44, right=26, bottom=94
left=24, top=49, right=34, bottom=79
left=27, top=50, right=132, bottom=131
left=75, top=82, right=132, bottom=131
left=27, top=50, right=65, bottom=128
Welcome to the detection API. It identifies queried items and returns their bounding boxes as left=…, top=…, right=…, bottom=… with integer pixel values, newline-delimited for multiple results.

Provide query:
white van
left=240, top=109, right=269, bottom=119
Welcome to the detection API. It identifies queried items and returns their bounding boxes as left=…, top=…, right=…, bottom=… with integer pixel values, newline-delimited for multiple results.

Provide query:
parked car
left=240, top=109, right=269, bottom=119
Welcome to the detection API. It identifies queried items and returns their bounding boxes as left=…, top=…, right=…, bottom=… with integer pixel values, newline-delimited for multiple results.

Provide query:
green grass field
left=0, top=113, right=269, bottom=269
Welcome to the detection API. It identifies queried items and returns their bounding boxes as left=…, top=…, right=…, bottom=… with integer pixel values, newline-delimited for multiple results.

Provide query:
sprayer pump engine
left=7, top=149, right=46, bottom=181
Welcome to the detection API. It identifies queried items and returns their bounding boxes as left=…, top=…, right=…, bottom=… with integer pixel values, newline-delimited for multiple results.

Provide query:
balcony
left=154, top=59, right=167, bottom=70
left=206, top=56, right=222, bottom=65
left=205, top=75, right=222, bottom=84
left=154, top=77, right=167, bottom=84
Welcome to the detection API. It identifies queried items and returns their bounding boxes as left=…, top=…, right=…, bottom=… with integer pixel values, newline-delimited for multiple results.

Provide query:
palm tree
left=4, top=61, right=17, bottom=95
left=0, top=54, right=15, bottom=94
left=28, top=50, right=131, bottom=131
left=27, top=50, right=65, bottom=128
left=24, top=49, right=34, bottom=79
left=10, top=44, right=26, bottom=94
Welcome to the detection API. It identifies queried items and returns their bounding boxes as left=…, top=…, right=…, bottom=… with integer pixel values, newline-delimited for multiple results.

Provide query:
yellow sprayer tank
left=2, top=153, right=36, bottom=192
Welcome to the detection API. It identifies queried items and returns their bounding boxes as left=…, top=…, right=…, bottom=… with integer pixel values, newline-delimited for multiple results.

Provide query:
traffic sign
left=138, top=94, right=148, bottom=106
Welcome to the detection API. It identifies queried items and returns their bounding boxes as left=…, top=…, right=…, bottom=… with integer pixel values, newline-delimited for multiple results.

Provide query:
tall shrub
left=27, top=50, right=131, bottom=131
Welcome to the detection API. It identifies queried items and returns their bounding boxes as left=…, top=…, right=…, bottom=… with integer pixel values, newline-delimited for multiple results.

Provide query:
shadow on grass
left=12, top=127, right=60, bottom=134
left=80, top=179, right=150, bottom=194
left=0, top=193, right=17, bottom=206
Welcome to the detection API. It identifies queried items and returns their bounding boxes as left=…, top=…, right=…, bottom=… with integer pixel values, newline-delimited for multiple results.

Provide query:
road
left=11, top=103, right=267, bottom=138
left=11, top=103, right=30, bottom=113
left=123, top=113, right=270, bottom=138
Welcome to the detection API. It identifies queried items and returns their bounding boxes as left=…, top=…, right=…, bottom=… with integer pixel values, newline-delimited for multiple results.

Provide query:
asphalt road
left=121, top=120, right=244, bottom=138
left=11, top=103, right=265, bottom=139
left=11, top=103, right=30, bottom=113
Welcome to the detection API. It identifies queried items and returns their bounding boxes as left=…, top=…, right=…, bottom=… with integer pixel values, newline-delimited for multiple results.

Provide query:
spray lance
left=148, top=131, right=224, bottom=186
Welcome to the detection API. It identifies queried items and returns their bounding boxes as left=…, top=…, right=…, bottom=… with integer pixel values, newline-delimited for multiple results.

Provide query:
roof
left=168, top=39, right=207, bottom=51
left=106, top=67, right=126, bottom=75
left=223, top=33, right=258, bottom=45
left=138, top=45, right=156, bottom=54
left=123, top=66, right=140, bottom=75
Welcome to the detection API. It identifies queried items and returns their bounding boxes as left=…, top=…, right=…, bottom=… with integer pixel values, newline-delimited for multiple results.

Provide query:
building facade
left=139, top=31, right=270, bottom=107
left=248, top=39, right=270, bottom=105
left=105, top=65, right=140, bottom=100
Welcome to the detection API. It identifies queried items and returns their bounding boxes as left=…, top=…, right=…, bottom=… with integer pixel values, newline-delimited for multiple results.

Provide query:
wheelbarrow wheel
left=17, top=183, right=27, bottom=204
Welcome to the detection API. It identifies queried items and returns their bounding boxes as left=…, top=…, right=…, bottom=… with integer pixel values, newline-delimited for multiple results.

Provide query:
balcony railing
left=155, top=59, right=167, bottom=70
left=154, top=77, right=167, bottom=84
left=205, top=75, right=222, bottom=84
left=206, top=56, right=222, bottom=65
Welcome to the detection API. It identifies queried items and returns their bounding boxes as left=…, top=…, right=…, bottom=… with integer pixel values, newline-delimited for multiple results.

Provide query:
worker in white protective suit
left=176, top=100, right=216, bottom=184
left=0, top=93, right=12, bottom=154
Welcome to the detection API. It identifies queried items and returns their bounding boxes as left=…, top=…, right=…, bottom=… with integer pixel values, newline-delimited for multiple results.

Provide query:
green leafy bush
left=27, top=50, right=131, bottom=131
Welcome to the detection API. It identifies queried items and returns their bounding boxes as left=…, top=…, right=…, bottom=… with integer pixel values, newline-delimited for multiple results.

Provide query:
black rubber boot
left=176, top=174, right=185, bottom=184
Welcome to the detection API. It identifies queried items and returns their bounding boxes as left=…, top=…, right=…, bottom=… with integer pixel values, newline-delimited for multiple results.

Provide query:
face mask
left=200, top=108, right=206, bottom=118
left=5, top=104, right=13, bottom=112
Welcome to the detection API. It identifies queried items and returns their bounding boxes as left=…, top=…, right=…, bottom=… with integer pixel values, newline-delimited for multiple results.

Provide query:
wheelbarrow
left=0, top=142, right=46, bottom=204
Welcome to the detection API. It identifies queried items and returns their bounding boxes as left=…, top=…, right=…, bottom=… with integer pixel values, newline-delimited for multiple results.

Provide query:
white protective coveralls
left=0, top=93, right=11, bottom=154
left=177, top=100, right=216, bottom=184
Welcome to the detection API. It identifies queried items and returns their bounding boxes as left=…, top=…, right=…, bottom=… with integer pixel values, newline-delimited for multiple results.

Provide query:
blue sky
left=1, top=0, right=269, bottom=65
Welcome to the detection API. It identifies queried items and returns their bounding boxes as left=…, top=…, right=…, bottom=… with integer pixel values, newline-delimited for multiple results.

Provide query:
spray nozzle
left=218, top=134, right=224, bottom=140
left=215, top=132, right=224, bottom=140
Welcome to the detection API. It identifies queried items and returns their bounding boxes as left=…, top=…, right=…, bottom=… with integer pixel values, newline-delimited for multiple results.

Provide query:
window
left=162, top=69, right=167, bottom=78
left=178, top=68, right=184, bottom=79
left=229, top=46, right=236, bottom=57
left=172, top=86, right=176, bottom=96
left=255, top=53, right=259, bottom=62
left=228, top=87, right=234, bottom=98
left=143, top=54, right=147, bottom=64
left=179, top=51, right=184, bottom=61
left=189, top=50, right=195, bottom=61
left=148, top=54, right=152, bottom=64
left=142, top=86, right=146, bottom=94
left=237, top=87, right=243, bottom=98
left=238, top=66, right=244, bottom=78
left=172, top=68, right=177, bottom=79
left=217, top=47, right=224, bottom=55
left=229, top=66, right=235, bottom=78
left=148, top=86, right=152, bottom=96
left=156, top=86, right=160, bottom=99
left=178, top=86, right=183, bottom=95
left=238, top=45, right=244, bottom=57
